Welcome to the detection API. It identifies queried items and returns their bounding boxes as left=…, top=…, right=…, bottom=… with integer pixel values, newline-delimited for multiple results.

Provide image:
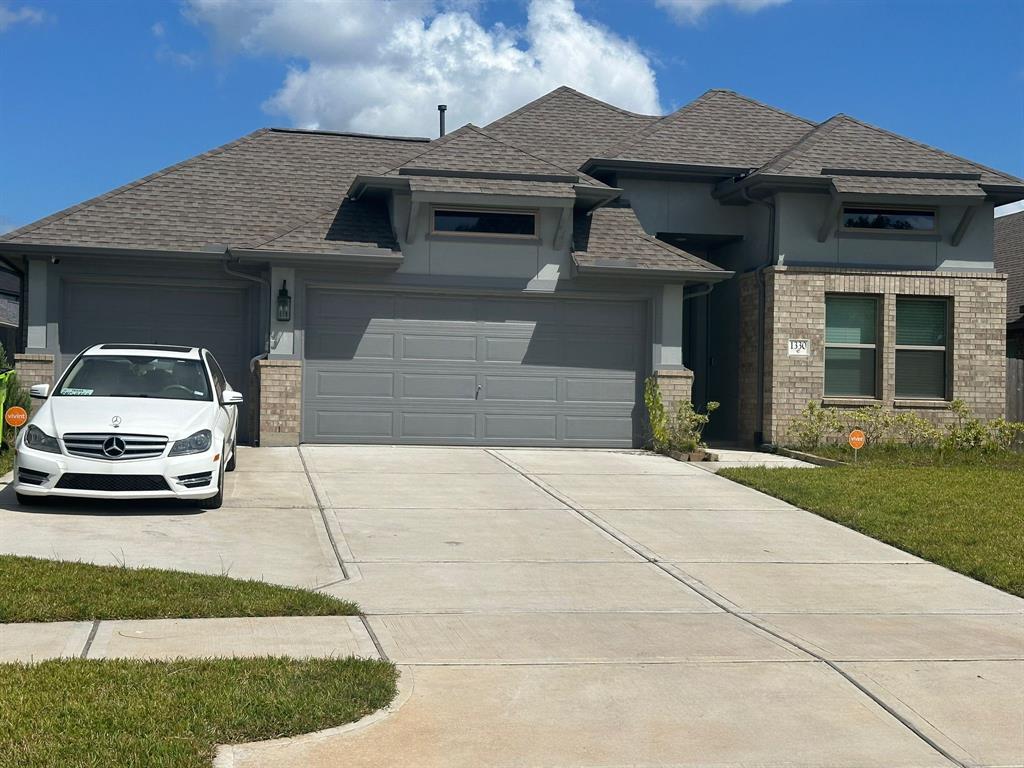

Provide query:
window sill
left=893, top=399, right=950, bottom=409
left=427, top=233, right=542, bottom=246
left=821, top=397, right=883, bottom=408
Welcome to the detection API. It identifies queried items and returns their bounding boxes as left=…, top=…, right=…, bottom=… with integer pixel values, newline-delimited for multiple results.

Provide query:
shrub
left=0, top=344, right=30, bottom=449
left=643, top=376, right=718, bottom=455
left=786, top=401, right=843, bottom=450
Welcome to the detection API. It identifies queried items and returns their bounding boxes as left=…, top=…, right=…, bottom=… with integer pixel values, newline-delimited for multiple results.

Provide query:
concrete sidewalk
left=0, top=616, right=379, bottom=663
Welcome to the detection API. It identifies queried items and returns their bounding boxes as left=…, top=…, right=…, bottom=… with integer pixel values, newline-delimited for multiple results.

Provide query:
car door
left=204, top=351, right=236, bottom=445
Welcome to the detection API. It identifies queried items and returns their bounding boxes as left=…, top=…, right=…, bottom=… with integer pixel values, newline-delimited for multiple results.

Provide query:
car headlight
left=24, top=425, right=61, bottom=454
left=168, top=430, right=213, bottom=457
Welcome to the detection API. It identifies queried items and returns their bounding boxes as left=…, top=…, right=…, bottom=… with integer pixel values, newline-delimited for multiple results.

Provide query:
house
left=2, top=87, right=1021, bottom=447
left=994, top=209, right=1024, bottom=358
left=0, top=267, right=20, bottom=361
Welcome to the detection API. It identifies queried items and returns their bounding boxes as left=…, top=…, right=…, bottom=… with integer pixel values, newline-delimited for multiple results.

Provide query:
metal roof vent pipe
left=438, top=104, right=447, bottom=137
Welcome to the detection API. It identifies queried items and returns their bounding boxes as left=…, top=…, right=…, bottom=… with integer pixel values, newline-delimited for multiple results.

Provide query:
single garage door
left=303, top=288, right=648, bottom=446
left=60, top=279, right=256, bottom=441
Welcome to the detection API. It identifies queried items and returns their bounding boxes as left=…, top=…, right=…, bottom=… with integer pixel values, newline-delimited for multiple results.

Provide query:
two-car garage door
left=303, top=288, right=648, bottom=446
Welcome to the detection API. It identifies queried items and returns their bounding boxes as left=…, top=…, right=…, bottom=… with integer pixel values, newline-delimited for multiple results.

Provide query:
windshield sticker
left=60, top=388, right=94, bottom=396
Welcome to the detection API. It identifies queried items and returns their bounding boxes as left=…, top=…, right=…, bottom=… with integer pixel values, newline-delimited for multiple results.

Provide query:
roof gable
left=484, top=86, right=659, bottom=171
left=599, top=89, right=815, bottom=169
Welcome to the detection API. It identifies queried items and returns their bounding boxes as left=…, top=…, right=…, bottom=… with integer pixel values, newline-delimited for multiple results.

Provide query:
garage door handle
left=476, top=384, right=482, bottom=400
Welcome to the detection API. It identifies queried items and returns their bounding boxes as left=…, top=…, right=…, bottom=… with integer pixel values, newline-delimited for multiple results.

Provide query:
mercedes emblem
left=111, top=416, right=122, bottom=428
left=102, top=435, right=127, bottom=458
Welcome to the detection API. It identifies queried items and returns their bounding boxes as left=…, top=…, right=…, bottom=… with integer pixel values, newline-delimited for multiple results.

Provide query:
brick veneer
left=255, top=359, right=302, bottom=447
left=654, top=368, right=694, bottom=412
left=14, top=353, right=56, bottom=413
left=739, top=266, right=1007, bottom=445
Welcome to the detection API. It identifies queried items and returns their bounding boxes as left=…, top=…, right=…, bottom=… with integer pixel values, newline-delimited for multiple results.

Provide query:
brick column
left=255, top=359, right=302, bottom=447
left=14, top=354, right=56, bottom=413
left=654, top=368, right=694, bottom=412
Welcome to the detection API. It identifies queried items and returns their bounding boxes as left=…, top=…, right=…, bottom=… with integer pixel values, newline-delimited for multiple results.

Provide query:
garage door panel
left=401, top=412, right=477, bottom=439
left=485, top=375, right=558, bottom=402
left=316, top=410, right=394, bottom=439
left=309, top=292, right=396, bottom=321
left=401, top=335, right=477, bottom=362
left=401, top=373, right=477, bottom=400
left=304, top=288, right=646, bottom=446
left=306, top=331, right=394, bottom=361
left=315, top=371, right=394, bottom=398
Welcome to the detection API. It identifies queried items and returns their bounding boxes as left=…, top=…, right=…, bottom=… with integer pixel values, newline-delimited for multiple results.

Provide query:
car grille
left=18, top=468, right=49, bottom=486
left=62, top=433, right=168, bottom=460
left=56, top=474, right=170, bottom=492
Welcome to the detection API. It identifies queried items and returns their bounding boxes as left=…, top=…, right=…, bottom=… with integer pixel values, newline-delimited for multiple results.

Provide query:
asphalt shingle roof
left=573, top=205, right=728, bottom=275
left=484, top=86, right=659, bottom=171
left=756, top=115, right=1022, bottom=188
left=598, top=90, right=815, bottom=169
left=406, top=176, right=576, bottom=198
left=995, top=210, right=1024, bottom=325
left=829, top=175, right=986, bottom=198
left=0, top=128, right=427, bottom=254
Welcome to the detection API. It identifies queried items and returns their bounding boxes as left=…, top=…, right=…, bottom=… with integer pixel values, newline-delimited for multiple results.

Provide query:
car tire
left=197, top=452, right=226, bottom=510
left=16, top=491, right=42, bottom=507
left=226, top=440, right=237, bottom=472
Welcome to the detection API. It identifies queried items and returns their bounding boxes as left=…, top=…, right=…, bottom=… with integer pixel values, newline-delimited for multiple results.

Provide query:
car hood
left=32, top=397, right=217, bottom=440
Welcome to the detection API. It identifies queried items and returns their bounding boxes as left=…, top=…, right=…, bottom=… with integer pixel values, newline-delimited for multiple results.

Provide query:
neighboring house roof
left=994, top=210, right=1024, bottom=326
left=754, top=115, right=1022, bottom=188
left=0, top=128, right=428, bottom=255
left=484, top=86, right=659, bottom=172
left=573, top=204, right=730, bottom=278
left=592, top=89, right=815, bottom=171
left=0, top=295, right=18, bottom=328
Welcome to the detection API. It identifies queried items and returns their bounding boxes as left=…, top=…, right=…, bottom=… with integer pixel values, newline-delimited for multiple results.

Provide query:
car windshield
left=56, top=356, right=212, bottom=401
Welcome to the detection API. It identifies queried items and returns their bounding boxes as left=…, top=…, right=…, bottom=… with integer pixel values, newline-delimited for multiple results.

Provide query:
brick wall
left=654, top=368, right=694, bottom=412
left=746, top=267, right=1007, bottom=444
left=14, top=354, right=55, bottom=413
left=255, top=359, right=302, bottom=447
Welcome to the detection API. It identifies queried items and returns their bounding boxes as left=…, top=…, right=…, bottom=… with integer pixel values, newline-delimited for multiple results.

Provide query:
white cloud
left=186, top=0, right=661, bottom=137
left=0, top=2, right=45, bottom=32
left=996, top=200, right=1024, bottom=218
left=152, top=21, right=166, bottom=38
left=655, top=0, right=788, bottom=25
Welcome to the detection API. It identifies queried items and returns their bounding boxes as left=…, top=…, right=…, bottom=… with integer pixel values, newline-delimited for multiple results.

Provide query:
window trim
left=838, top=204, right=938, bottom=236
left=429, top=206, right=539, bottom=240
left=894, top=296, right=951, bottom=401
left=824, top=293, right=882, bottom=399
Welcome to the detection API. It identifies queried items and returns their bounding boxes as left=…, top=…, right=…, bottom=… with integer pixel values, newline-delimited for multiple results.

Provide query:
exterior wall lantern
left=276, top=280, right=292, bottom=322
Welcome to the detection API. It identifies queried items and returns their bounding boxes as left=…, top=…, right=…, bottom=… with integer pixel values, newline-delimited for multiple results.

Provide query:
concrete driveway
left=1, top=446, right=1021, bottom=767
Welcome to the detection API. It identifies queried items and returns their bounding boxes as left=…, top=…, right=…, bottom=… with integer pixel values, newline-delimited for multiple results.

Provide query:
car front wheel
left=197, top=451, right=226, bottom=510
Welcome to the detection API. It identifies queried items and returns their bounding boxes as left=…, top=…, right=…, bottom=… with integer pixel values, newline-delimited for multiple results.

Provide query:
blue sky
left=1, top=0, right=1022, bottom=232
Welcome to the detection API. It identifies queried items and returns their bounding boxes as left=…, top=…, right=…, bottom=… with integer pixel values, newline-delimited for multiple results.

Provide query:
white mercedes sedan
left=14, top=344, right=241, bottom=508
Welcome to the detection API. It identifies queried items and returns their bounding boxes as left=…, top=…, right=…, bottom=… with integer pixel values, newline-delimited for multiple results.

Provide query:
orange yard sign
left=5, top=406, right=27, bottom=428
left=848, top=429, right=866, bottom=451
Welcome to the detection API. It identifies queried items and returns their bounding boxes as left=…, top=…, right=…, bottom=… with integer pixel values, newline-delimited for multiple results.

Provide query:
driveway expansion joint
left=485, top=448, right=972, bottom=768
left=79, top=619, right=100, bottom=659
left=298, top=446, right=349, bottom=581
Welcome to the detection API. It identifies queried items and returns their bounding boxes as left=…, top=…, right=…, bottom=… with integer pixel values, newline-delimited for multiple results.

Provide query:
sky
left=1, top=0, right=1023, bottom=232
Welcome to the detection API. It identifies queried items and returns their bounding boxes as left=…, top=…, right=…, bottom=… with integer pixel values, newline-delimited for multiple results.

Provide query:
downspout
left=740, top=188, right=777, bottom=447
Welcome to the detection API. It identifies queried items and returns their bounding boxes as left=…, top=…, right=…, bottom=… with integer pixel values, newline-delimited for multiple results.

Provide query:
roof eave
left=229, top=247, right=402, bottom=268
left=572, top=256, right=734, bottom=283
left=980, top=183, right=1024, bottom=206
left=582, top=157, right=752, bottom=181
left=713, top=173, right=833, bottom=202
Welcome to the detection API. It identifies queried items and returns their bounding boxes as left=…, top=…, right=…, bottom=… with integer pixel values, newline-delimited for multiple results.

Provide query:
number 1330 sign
left=787, top=339, right=810, bottom=357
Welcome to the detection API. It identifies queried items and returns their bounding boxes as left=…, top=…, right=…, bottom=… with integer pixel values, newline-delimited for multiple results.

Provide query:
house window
left=824, top=295, right=879, bottom=397
left=432, top=208, right=537, bottom=237
left=841, top=206, right=936, bottom=232
left=896, top=298, right=949, bottom=399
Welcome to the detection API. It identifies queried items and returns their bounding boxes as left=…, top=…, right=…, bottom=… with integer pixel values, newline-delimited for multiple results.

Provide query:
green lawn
left=0, top=656, right=397, bottom=768
left=720, top=454, right=1024, bottom=596
left=0, top=555, right=357, bottom=622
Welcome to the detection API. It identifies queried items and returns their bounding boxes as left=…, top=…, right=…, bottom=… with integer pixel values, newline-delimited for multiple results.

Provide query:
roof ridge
left=463, top=124, right=590, bottom=180
left=378, top=123, right=474, bottom=175
left=484, top=86, right=657, bottom=132
left=758, top=115, right=844, bottom=175
left=835, top=113, right=1024, bottom=186
left=598, top=89, right=721, bottom=159
left=710, top=89, right=816, bottom=128
left=1, top=128, right=272, bottom=243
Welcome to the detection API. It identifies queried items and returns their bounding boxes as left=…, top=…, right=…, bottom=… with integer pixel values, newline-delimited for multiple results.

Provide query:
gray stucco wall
left=775, top=193, right=995, bottom=271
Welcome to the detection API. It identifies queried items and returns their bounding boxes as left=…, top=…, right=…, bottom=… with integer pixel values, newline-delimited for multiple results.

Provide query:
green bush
left=0, top=343, right=30, bottom=450
left=643, top=377, right=718, bottom=454
left=786, top=401, right=843, bottom=451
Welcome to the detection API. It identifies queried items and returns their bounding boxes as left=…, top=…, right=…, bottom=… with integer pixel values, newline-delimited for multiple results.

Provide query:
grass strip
left=0, top=656, right=397, bottom=768
left=0, top=555, right=357, bottom=622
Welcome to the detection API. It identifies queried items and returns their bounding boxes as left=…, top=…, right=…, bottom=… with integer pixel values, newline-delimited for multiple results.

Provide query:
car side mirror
left=221, top=389, right=244, bottom=405
left=29, top=384, right=49, bottom=399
